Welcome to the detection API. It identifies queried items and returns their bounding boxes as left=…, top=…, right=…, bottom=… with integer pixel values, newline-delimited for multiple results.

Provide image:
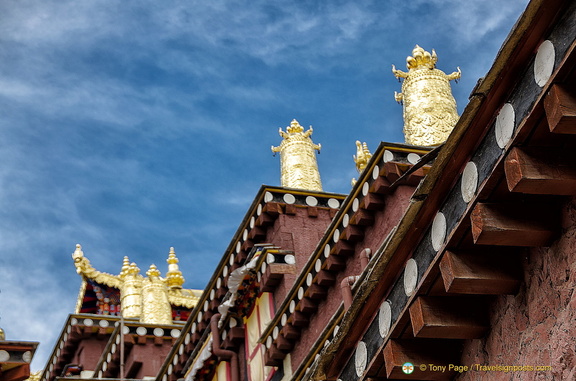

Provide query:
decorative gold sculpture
left=72, top=244, right=200, bottom=324
left=271, top=119, right=323, bottom=191
left=393, top=45, right=461, bottom=146
left=352, top=141, right=372, bottom=185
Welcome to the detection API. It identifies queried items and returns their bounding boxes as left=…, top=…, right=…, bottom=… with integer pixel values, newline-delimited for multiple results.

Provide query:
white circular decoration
left=192, top=322, right=197, bottom=332
left=378, top=301, right=392, bottom=338
left=264, top=192, right=274, bottom=202
left=461, top=161, right=479, bottom=203
left=204, top=300, right=209, bottom=311
left=99, top=320, right=109, bottom=328
left=334, top=325, right=340, bottom=335
left=111, top=344, right=117, bottom=354
left=173, top=355, right=179, bottom=366
left=235, top=241, right=241, bottom=254
left=362, top=182, right=370, bottom=196
left=281, top=313, right=287, bottom=326
left=372, top=165, right=380, bottom=180
left=162, top=375, right=168, bottom=381
left=324, top=245, right=331, bottom=258
left=285, top=254, right=296, bottom=264
left=407, top=153, right=421, bottom=164
left=352, top=198, right=360, bottom=212
left=306, top=273, right=313, bottom=286
left=298, top=287, right=305, bottom=300
left=273, top=326, right=279, bottom=340
left=261, top=261, right=267, bottom=274
left=333, top=229, right=340, bottom=243
left=185, top=333, right=191, bottom=345
left=136, top=327, right=147, bottom=336
left=306, top=196, right=318, bottom=206
left=342, top=213, right=349, bottom=228
left=102, top=362, right=107, bottom=372
left=167, top=364, right=173, bottom=375
left=242, top=229, right=248, bottom=241
left=71, top=318, right=78, bottom=325
left=534, top=40, right=555, bottom=87
left=257, top=204, right=263, bottom=216
left=404, top=259, right=418, bottom=297
left=431, top=212, right=447, bottom=251
left=116, top=335, right=121, bottom=345
left=355, top=341, right=368, bottom=377
left=0, top=350, right=10, bottom=362
left=289, top=300, right=296, bottom=313
left=179, top=344, right=185, bottom=355
left=83, top=319, right=93, bottom=327
left=154, top=328, right=164, bottom=337
left=223, top=266, right=229, bottom=277
left=249, top=216, right=255, bottom=229
left=266, top=253, right=276, bottom=264
left=315, top=259, right=322, bottom=272
left=229, top=318, right=237, bottom=328
left=495, top=103, right=515, bottom=149
left=210, top=289, right=215, bottom=299
left=107, top=353, right=112, bottom=363
left=266, top=336, right=273, bottom=349
left=383, top=150, right=394, bottom=163
left=197, top=311, right=203, bottom=323
left=283, top=193, right=296, bottom=204
left=328, top=198, right=340, bottom=209
left=221, top=331, right=227, bottom=341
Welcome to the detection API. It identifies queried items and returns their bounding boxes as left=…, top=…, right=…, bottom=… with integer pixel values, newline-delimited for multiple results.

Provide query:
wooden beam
left=382, top=339, right=462, bottom=380
left=340, top=225, right=364, bottom=242
left=409, top=296, right=489, bottom=339
left=324, top=254, right=346, bottom=272
left=361, top=193, right=385, bottom=210
left=350, top=209, right=375, bottom=226
left=544, top=84, right=576, bottom=134
left=440, top=250, right=521, bottom=294
left=470, top=202, right=558, bottom=246
left=505, top=147, right=576, bottom=195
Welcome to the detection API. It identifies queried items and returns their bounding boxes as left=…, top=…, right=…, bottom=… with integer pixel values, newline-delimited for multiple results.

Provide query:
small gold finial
left=166, top=247, right=185, bottom=289
left=271, top=119, right=323, bottom=191
left=0, top=327, right=5, bottom=340
left=146, top=264, right=161, bottom=278
left=353, top=141, right=372, bottom=173
left=393, top=45, right=461, bottom=146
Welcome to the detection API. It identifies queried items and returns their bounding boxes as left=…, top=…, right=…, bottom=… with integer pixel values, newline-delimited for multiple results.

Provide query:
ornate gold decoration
left=26, top=371, right=42, bottom=381
left=72, top=245, right=200, bottom=323
left=141, top=265, right=173, bottom=325
left=352, top=141, right=372, bottom=186
left=393, top=45, right=461, bottom=146
left=166, top=247, right=185, bottom=289
left=271, top=119, right=323, bottom=191
left=0, top=327, right=5, bottom=340
left=353, top=141, right=372, bottom=173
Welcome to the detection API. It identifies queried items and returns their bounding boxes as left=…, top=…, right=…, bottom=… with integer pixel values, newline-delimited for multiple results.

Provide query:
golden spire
left=271, top=119, right=323, bottom=191
left=166, top=247, right=185, bottom=289
left=393, top=45, right=461, bottom=146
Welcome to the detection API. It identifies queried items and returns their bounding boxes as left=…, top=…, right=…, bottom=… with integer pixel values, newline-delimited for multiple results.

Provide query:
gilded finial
left=146, top=264, right=161, bottom=278
left=271, top=119, right=323, bottom=191
left=393, top=45, right=461, bottom=146
left=0, top=327, right=5, bottom=340
left=166, top=247, right=185, bottom=289
left=353, top=141, right=372, bottom=173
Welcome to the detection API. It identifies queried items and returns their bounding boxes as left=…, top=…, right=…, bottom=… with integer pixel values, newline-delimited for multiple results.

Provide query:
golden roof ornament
left=72, top=244, right=200, bottom=323
left=393, top=45, right=461, bottom=146
left=352, top=141, right=372, bottom=186
left=271, top=119, right=323, bottom=191
left=166, top=247, right=185, bottom=289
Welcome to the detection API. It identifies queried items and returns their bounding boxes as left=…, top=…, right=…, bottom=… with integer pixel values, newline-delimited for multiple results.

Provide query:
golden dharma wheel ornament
left=393, top=45, right=461, bottom=146
left=272, top=119, right=323, bottom=191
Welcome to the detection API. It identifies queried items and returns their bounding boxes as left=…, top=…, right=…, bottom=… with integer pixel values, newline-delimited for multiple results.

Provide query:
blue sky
left=0, top=0, right=529, bottom=370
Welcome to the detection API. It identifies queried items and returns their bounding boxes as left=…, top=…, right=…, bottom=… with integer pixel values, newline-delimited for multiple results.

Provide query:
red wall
left=458, top=198, right=576, bottom=380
